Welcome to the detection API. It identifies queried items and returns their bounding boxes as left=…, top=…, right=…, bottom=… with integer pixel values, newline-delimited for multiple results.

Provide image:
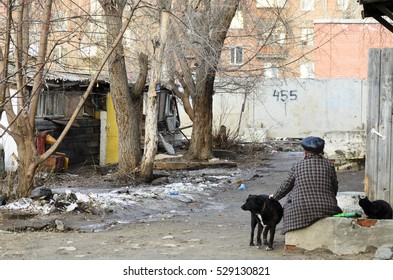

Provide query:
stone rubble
left=373, top=244, right=393, bottom=260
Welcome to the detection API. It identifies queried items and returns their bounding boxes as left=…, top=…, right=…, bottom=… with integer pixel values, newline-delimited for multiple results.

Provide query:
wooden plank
left=366, top=48, right=382, bottom=200
left=374, top=49, right=393, bottom=204
left=367, top=48, right=393, bottom=205
left=153, top=160, right=237, bottom=170
left=383, top=48, right=393, bottom=206
left=376, top=48, right=392, bottom=203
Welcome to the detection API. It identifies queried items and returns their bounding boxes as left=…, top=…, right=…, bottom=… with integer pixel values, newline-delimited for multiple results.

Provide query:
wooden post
left=365, top=48, right=393, bottom=205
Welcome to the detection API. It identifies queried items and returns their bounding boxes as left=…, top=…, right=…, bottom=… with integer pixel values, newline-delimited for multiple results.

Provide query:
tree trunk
left=188, top=74, right=215, bottom=160
left=0, top=48, right=4, bottom=116
left=28, top=0, right=52, bottom=126
left=184, top=0, right=239, bottom=160
left=169, top=79, right=194, bottom=121
left=14, top=0, right=30, bottom=108
left=12, top=0, right=53, bottom=198
left=101, top=0, right=144, bottom=178
left=16, top=138, right=39, bottom=198
left=140, top=0, right=172, bottom=181
left=140, top=85, right=159, bottom=181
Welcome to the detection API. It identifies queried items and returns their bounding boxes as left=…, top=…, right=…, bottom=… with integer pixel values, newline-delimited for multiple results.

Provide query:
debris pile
left=0, top=187, right=103, bottom=216
left=0, top=170, right=238, bottom=223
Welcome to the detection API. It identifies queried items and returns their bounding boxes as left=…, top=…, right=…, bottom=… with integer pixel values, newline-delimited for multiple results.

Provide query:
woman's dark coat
left=272, top=153, right=342, bottom=234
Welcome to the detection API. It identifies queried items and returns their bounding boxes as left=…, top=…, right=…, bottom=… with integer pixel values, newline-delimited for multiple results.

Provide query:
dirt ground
left=0, top=141, right=374, bottom=260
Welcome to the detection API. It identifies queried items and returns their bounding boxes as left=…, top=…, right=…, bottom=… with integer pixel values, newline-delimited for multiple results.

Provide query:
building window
left=256, top=0, right=286, bottom=8
left=53, top=45, right=67, bottom=65
left=53, top=10, right=67, bottom=31
left=258, top=20, right=286, bottom=46
left=265, top=63, right=279, bottom=78
left=80, top=34, right=98, bottom=57
left=230, top=47, right=243, bottom=65
left=301, top=0, right=314, bottom=11
left=300, top=28, right=314, bottom=47
left=29, top=30, right=39, bottom=57
left=300, top=62, right=314, bottom=78
left=37, top=91, right=65, bottom=118
left=230, top=11, right=244, bottom=29
left=337, top=0, right=349, bottom=11
left=124, top=30, right=132, bottom=47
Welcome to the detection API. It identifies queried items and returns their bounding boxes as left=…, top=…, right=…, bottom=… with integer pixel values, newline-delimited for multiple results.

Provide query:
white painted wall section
left=177, top=78, right=367, bottom=162
left=0, top=89, right=19, bottom=171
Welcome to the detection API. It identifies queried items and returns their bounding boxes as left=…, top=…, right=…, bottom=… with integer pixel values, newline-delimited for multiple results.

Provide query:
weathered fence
left=365, top=48, right=393, bottom=205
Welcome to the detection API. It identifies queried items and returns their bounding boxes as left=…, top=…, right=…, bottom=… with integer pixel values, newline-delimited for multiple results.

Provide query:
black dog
left=358, top=195, right=393, bottom=219
left=241, top=194, right=283, bottom=251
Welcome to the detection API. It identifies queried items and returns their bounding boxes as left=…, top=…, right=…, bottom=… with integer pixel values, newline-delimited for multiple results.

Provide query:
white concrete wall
left=179, top=78, right=366, bottom=139
left=0, top=89, right=19, bottom=171
left=178, top=78, right=367, bottom=161
left=0, top=126, right=17, bottom=172
left=213, top=78, right=366, bottom=139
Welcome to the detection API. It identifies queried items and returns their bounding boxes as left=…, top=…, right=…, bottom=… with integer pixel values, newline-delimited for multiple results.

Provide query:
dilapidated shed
left=0, top=70, right=110, bottom=171
left=35, top=70, right=110, bottom=166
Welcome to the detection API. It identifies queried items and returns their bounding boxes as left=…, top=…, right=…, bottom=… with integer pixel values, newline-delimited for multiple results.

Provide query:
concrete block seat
left=285, top=217, right=393, bottom=255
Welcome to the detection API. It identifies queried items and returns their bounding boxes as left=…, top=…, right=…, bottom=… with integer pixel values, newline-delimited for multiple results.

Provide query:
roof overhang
left=359, top=0, right=393, bottom=33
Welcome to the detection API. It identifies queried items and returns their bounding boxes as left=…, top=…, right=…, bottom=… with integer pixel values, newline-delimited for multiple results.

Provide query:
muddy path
left=0, top=148, right=372, bottom=260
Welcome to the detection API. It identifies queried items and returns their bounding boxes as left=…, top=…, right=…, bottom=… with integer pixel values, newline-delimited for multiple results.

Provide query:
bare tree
left=98, top=0, right=148, bottom=180
left=167, top=0, right=240, bottom=160
left=165, top=0, right=353, bottom=156
left=0, top=0, right=146, bottom=198
left=0, top=0, right=54, bottom=198
left=140, top=0, right=172, bottom=181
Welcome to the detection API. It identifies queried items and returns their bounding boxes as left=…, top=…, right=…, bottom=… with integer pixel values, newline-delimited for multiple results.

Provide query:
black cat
left=358, top=195, right=393, bottom=219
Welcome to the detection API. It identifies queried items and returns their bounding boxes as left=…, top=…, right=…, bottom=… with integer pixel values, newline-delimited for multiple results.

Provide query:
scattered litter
left=29, top=186, right=52, bottom=200
left=238, top=184, right=246, bottom=190
left=159, top=133, right=176, bottom=155
left=4, top=198, right=37, bottom=212
left=42, top=203, right=56, bottom=214
left=162, top=243, right=177, bottom=247
left=162, top=235, right=174, bottom=239
left=66, top=203, right=78, bottom=212
left=0, top=168, right=241, bottom=223
left=187, top=239, right=201, bottom=243
left=55, top=219, right=65, bottom=231
left=57, top=246, right=76, bottom=251
left=0, top=195, right=6, bottom=206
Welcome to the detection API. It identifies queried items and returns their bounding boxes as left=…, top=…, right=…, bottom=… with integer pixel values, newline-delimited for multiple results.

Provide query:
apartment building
left=2, top=1, right=392, bottom=82
left=223, top=0, right=393, bottom=79
left=314, top=18, right=393, bottom=78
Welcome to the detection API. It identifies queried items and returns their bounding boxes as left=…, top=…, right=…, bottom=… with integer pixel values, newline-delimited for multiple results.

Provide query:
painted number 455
left=273, top=90, right=298, bottom=102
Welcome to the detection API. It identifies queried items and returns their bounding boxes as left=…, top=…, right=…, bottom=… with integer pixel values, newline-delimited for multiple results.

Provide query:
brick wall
left=314, top=20, right=393, bottom=78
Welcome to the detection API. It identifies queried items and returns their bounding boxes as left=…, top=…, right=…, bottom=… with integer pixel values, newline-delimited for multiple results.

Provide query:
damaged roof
left=41, top=69, right=110, bottom=91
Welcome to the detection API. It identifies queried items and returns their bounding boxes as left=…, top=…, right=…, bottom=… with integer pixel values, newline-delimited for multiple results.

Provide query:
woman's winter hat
left=301, top=136, right=325, bottom=153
